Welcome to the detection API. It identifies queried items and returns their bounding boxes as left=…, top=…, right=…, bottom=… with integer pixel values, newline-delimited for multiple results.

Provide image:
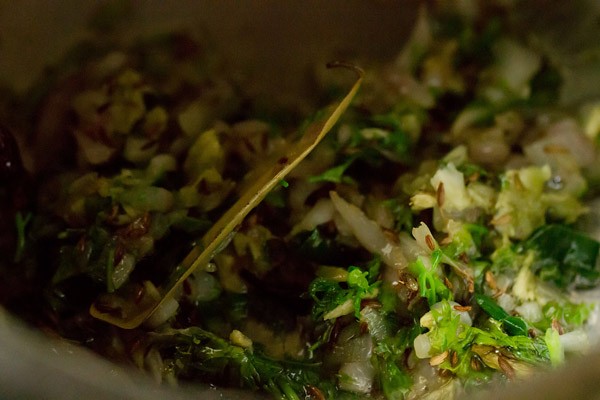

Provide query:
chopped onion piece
left=496, top=293, right=516, bottom=313
left=186, top=271, right=221, bottom=303
left=145, top=297, right=179, bottom=328
left=515, top=301, right=543, bottom=323
left=414, top=333, right=432, bottom=359
left=144, top=347, right=165, bottom=383
left=412, top=222, right=438, bottom=253
left=338, top=361, right=375, bottom=394
left=560, top=330, right=590, bottom=354
left=291, top=198, right=334, bottom=235
left=323, top=298, right=354, bottom=320
left=398, top=231, right=429, bottom=262
left=330, top=191, right=407, bottom=270
left=111, top=253, right=136, bottom=290
left=430, top=163, right=471, bottom=212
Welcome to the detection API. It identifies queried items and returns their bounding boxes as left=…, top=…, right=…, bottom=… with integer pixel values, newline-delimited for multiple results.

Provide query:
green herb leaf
left=13, top=211, right=32, bottom=263
left=308, top=278, right=348, bottom=321
left=379, top=358, right=412, bottom=400
left=475, top=294, right=528, bottom=336
left=408, top=249, right=452, bottom=306
left=503, top=316, right=528, bottom=337
left=156, top=327, right=335, bottom=399
left=540, top=301, right=593, bottom=331
left=544, top=328, right=564, bottom=366
left=309, top=259, right=381, bottom=320
left=526, top=224, right=600, bottom=288
left=309, top=156, right=356, bottom=184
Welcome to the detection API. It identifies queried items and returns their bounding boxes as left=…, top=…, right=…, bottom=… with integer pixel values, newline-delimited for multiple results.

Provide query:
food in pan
left=1, top=2, right=600, bottom=399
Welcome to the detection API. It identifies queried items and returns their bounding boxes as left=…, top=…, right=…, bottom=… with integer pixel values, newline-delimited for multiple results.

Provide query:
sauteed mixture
left=1, top=2, right=600, bottom=399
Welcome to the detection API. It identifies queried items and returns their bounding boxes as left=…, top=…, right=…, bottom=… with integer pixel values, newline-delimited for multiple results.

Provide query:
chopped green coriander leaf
left=409, top=249, right=453, bottom=306
left=309, top=260, right=380, bottom=320
left=309, top=156, right=357, bottom=184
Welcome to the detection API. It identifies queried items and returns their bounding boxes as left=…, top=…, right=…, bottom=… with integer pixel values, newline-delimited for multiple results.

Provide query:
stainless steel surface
left=0, top=308, right=263, bottom=400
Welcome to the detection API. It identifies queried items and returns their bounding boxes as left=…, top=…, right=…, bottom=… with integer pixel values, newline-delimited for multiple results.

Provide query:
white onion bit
left=338, top=361, right=375, bottom=394
left=330, top=191, right=407, bottom=271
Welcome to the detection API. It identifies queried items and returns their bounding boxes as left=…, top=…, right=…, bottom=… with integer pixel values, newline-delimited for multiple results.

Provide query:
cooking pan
left=1, top=1, right=599, bottom=399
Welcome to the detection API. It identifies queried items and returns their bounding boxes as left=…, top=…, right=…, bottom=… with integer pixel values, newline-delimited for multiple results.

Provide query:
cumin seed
left=485, top=270, right=498, bottom=290
left=429, top=350, right=448, bottom=366
left=498, top=356, right=515, bottom=379
left=451, top=350, right=459, bottom=367
left=444, top=276, right=454, bottom=290
left=453, top=304, right=472, bottom=312
left=436, top=182, right=445, bottom=207
left=425, top=234, right=436, bottom=251
left=552, top=319, right=564, bottom=335
left=470, top=356, right=482, bottom=371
